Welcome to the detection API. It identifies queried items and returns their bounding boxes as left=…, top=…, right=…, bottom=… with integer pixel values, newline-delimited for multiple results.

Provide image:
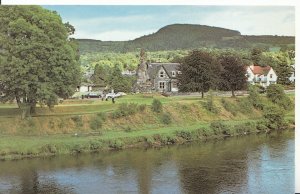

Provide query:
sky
left=44, top=6, right=295, bottom=41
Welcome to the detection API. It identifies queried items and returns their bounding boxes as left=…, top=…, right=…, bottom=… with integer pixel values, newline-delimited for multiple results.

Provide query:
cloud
left=73, top=29, right=156, bottom=41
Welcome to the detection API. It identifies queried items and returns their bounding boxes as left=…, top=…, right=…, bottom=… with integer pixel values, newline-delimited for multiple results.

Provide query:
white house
left=289, top=64, right=295, bottom=83
left=76, top=83, right=93, bottom=92
left=246, top=65, right=277, bottom=87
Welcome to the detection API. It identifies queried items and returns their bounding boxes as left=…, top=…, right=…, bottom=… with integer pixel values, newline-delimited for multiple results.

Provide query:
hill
left=76, top=24, right=295, bottom=53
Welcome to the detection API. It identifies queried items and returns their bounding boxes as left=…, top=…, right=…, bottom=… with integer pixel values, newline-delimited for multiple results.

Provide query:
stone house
left=246, top=65, right=277, bottom=87
left=135, top=61, right=181, bottom=93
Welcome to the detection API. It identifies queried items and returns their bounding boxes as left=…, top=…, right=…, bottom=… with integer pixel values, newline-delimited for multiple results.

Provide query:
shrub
left=263, top=104, right=287, bottom=130
left=256, top=120, right=268, bottom=132
left=124, top=126, right=132, bottom=132
left=161, top=112, right=172, bottom=125
left=238, top=98, right=253, bottom=114
left=90, top=117, right=103, bottom=130
left=210, top=121, right=230, bottom=135
left=71, top=115, right=83, bottom=127
left=145, top=136, right=155, bottom=145
left=248, top=85, right=264, bottom=110
left=138, top=104, right=147, bottom=112
left=266, top=84, right=293, bottom=110
left=111, top=103, right=139, bottom=118
left=109, top=140, right=124, bottom=149
left=176, top=130, right=192, bottom=140
left=151, top=99, right=162, bottom=113
left=89, top=140, right=103, bottom=150
left=221, top=98, right=238, bottom=116
left=233, top=122, right=256, bottom=134
left=203, top=91, right=219, bottom=113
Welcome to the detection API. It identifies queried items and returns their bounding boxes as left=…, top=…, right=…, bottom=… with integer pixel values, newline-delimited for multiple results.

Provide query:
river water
left=0, top=131, right=295, bottom=194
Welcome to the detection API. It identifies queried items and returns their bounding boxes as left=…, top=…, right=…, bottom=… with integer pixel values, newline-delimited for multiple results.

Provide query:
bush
left=151, top=99, right=162, bottom=113
left=233, top=122, right=256, bottom=134
left=160, top=112, right=172, bottom=125
left=266, top=84, right=293, bottom=110
left=256, top=120, right=268, bottom=132
left=89, top=140, right=103, bottom=150
left=176, top=130, right=192, bottom=140
left=145, top=136, right=155, bottom=145
left=90, top=117, right=103, bottom=130
left=138, top=104, right=147, bottom=112
left=210, top=121, right=230, bottom=135
left=263, top=104, right=287, bottom=130
left=238, top=98, right=253, bottom=114
left=109, top=140, right=124, bottom=149
left=203, top=91, right=219, bottom=113
left=221, top=99, right=238, bottom=116
left=111, top=103, right=139, bottom=118
left=248, top=85, right=264, bottom=109
left=71, top=115, right=83, bottom=127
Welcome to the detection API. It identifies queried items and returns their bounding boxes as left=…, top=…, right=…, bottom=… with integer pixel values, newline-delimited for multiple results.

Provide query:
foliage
left=151, top=99, right=163, bottom=113
left=109, top=140, right=124, bottom=149
left=177, top=50, right=220, bottom=98
left=251, top=47, right=263, bottom=64
left=77, top=24, right=294, bottom=53
left=221, top=98, right=238, bottom=116
left=71, top=115, right=83, bottom=127
left=266, top=84, right=293, bottom=110
left=203, top=91, right=219, bottom=113
left=90, top=117, right=103, bottom=131
left=176, top=130, right=193, bottom=141
left=107, top=65, right=135, bottom=93
left=263, top=104, right=287, bottom=130
left=111, top=103, right=139, bottom=118
left=248, top=85, right=264, bottom=109
left=238, top=98, right=253, bottom=114
left=218, top=52, right=247, bottom=97
left=0, top=6, right=80, bottom=116
left=160, top=112, right=172, bottom=125
left=210, top=121, right=230, bottom=135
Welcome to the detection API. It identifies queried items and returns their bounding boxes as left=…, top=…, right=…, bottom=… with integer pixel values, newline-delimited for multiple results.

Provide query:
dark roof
left=147, top=63, right=180, bottom=79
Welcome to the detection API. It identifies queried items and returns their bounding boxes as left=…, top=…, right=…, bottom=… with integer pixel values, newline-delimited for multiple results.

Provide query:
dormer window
left=270, top=74, right=273, bottom=78
left=172, top=71, right=176, bottom=77
left=160, top=71, right=164, bottom=78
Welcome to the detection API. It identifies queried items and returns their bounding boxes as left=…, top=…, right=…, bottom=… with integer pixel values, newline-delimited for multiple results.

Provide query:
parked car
left=83, top=91, right=102, bottom=98
left=105, top=92, right=126, bottom=99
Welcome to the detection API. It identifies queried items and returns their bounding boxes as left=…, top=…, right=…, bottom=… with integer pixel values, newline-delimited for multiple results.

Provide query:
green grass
left=0, top=93, right=295, bottom=160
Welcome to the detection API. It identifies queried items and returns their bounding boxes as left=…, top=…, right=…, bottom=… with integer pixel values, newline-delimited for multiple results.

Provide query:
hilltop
left=77, top=24, right=295, bottom=53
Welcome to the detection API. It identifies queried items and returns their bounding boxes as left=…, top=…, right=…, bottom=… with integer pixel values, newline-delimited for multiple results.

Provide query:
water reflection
left=0, top=131, right=294, bottom=194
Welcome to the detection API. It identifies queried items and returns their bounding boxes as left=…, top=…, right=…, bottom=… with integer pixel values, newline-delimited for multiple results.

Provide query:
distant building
left=289, top=64, right=295, bottom=83
left=135, top=61, right=180, bottom=93
left=246, top=65, right=277, bottom=87
left=122, top=70, right=136, bottom=76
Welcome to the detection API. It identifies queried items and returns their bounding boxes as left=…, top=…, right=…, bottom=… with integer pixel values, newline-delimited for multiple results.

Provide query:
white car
left=105, top=92, right=126, bottom=99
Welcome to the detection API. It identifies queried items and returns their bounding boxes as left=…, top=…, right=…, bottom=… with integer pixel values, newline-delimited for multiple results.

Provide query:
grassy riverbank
left=0, top=93, right=295, bottom=160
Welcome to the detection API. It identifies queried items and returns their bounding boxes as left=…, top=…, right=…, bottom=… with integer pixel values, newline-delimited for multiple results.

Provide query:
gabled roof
left=249, top=65, right=272, bottom=76
left=147, top=63, right=180, bottom=79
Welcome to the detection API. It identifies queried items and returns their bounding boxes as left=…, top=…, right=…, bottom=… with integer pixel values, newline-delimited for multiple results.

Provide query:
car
left=83, top=92, right=102, bottom=99
left=105, top=92, right=126, bottom=99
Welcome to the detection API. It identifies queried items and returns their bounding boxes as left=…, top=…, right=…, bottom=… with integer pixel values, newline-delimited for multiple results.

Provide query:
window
left=172, top=71, right=176, bottom=77
left=270, top=74, right=273, bottom=78
left=178, top=71, right=182, bottom=74
left=159, top=71, right=164, bottom=78
left=159, top=82, right=165, bottom=89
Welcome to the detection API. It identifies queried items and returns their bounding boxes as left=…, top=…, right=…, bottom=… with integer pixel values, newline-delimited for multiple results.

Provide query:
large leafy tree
left=0, top=6, right=80, bottom=117
left=218, top=53, right=247, bottom=97
left=107, top=65, right=135, bottom=93
left=177, top=50, right=220, bottom=98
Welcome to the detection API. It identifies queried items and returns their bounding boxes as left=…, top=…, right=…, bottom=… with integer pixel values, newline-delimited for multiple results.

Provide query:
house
left=76, top=83, right=94, bottom=92
left=289, top=64, right=295, bottom=83
left=135, top=61, right=180, bottom=93
left=246, top=65, right=277, bottom=87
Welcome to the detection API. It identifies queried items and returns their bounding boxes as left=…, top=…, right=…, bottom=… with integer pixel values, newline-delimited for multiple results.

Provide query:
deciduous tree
left=0, top=6, right=80, bottom=117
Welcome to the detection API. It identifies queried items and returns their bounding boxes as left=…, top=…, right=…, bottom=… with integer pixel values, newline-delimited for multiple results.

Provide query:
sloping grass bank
left=0, top=94, right=295, bottom=160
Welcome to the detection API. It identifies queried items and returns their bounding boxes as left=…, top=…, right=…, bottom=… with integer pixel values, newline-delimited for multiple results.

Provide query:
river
left=0, top=130, right=294, bottom=194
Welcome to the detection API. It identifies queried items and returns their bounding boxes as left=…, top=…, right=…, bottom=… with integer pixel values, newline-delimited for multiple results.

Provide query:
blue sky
left=44, top=6, right=295, bottom=41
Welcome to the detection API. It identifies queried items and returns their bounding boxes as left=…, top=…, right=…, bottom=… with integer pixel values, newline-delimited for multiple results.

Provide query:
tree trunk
left=201, top=91, right=204, bottom=98
left=16, top=96, right=21, bottom=108
left=231, top=90, right=235, bottom=97
left=30, top=103, right=36, bottom=115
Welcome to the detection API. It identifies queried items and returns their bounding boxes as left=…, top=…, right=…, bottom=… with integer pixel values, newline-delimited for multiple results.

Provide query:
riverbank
left=0, top=94, right=295, bottom=160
